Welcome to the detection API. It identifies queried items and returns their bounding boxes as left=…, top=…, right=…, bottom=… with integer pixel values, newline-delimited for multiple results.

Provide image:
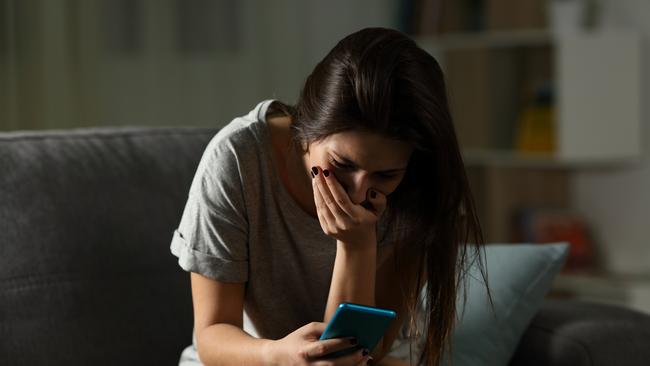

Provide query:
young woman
left=171, top=27, right=485, bottom=366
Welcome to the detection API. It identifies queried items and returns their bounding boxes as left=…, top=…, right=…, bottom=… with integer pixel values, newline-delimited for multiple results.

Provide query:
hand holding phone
left=320, top=303, right=397, bottom=357
left=270, top=321, right=370, bottom=365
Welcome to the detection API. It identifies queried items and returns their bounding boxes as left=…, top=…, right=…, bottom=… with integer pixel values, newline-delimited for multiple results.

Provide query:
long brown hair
left=269, top=27, right=488, bottom=366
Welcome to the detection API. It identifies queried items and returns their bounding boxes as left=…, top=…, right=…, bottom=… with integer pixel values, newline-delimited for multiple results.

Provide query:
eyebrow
left=333, top=153, right=407, bottom=174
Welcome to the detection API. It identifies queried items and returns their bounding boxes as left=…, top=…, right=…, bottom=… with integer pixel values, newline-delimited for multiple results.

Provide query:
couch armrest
left=509, top=300, right=650, bottom=366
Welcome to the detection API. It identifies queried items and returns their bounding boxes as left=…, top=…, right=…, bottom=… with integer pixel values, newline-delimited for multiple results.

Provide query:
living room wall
left=0, top=0, right=396, bottom=131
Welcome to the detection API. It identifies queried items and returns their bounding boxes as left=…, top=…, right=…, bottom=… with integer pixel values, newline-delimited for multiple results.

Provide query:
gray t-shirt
left=170, top=100, right=397, bottom=364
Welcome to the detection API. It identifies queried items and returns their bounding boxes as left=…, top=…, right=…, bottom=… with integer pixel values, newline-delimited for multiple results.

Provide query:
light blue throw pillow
left=448, top=243, right=569, bottom=365
left=389, top=243, right=569, bottom=366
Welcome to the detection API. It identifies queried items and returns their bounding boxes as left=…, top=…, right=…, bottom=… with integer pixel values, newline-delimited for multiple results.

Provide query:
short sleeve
left=170, top=136, right=249, bottom=283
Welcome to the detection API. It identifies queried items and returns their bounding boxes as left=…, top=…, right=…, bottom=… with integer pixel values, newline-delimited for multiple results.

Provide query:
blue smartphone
left=319, top=303, right=397, bottom=356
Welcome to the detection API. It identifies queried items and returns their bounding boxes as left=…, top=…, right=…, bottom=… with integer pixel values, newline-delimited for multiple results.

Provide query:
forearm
left=324, top=233, right=377, bottom=322
left=196, top=323, right=274, bottom=366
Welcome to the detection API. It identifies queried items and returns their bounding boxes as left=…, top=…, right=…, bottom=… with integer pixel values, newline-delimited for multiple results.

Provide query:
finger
left=322, top=169, right=356, bottom=217
left=303, top=337, right=360, bottom=359
left=333, top=347, right=369, bottom=365
left=354, top=355, right=373, bottom=366
left=310, top=347, right=369, bottom=366
left=300, top=321, right=327, bottom=337
left=312, top=171, right=336, bottom=233
left=313, top=167, right=338, bottom=221
left=315, top=167, right=349, bottom=220
left=314, top=187, right=334, bottom=234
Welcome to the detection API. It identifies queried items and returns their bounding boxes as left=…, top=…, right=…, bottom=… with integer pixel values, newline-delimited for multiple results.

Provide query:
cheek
left=382, top=175, right=408, bottom=195
left=329, top=168, right=351, bottom=187
left=381, top=181, right=401, bottom=195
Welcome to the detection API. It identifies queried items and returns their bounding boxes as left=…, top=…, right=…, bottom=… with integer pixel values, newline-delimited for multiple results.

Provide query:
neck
left=286, top=141, right=317, bottom=217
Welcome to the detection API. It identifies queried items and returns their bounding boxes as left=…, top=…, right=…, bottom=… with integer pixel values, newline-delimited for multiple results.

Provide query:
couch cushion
left=448, top=243, right=569, bottom=366
left=510, top=299, right=650, bottom=366
left=0, top=127, right=217, bottom=365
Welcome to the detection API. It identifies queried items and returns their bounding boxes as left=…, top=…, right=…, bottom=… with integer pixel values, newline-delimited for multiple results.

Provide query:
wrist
left=261, top=339, right=280, bottom=366
left=336, top=241, right=377, bottom=256
left=337, top=232, right=377, bottom=251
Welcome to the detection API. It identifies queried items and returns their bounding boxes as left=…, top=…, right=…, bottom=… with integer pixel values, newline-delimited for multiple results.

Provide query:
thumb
left=366, top=189, right=387, bottom=216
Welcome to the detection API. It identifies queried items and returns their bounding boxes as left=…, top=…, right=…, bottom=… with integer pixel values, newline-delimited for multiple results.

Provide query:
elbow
left=195, top=326, right=223, bottom=366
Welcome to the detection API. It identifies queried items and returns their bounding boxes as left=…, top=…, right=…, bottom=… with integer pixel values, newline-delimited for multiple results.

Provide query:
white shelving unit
left=417, top=30, right=650, bottom=313
left=416, top=30, right=645, bottom=314
left=416, top=30, right=642, bottom=164
left=557, top=31, right=642, bottom=162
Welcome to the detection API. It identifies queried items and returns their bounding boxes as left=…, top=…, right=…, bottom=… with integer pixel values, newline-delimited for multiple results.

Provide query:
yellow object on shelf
left=515, top=105, right=555, bottom=153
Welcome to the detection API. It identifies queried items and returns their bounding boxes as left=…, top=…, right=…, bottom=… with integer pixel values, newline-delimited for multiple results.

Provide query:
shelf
left=440, top=31, right=642, bottom=165
left=463, top=149, right=559, bottom=168
left=550, top=272, right=650, bottom=314
left=462, top=149, right=641, bottom=168
left=554, top=272, right=650, bottom=290
left=415, top=29, right=552, bottom=50
left=425, top=29, right=641, bottom=252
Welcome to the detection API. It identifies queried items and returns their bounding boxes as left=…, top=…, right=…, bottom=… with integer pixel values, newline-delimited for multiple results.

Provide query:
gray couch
left=2, top=127, right=650, bottom=366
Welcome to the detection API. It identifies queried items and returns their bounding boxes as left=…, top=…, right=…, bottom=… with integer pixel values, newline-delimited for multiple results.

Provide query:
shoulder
left=208, top=105, right=267, bottom=157
left=192, top=101, right=272, bottom=192
left=201, top=101, right=273, bottom=170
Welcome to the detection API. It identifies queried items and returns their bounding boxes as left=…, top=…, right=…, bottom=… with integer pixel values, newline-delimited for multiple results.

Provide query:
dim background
left=1, top=0, right=649, bottom=313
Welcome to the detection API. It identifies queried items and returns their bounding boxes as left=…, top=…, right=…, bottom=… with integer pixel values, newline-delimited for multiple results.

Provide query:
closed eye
left=329, top=158, right=397, bottom=180
left=376, top=172, right=397, bottom=180
left=330, top=158, right=352, bottom=170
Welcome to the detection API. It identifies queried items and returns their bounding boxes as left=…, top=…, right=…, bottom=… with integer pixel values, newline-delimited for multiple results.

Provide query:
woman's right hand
left=266, top=322, right=373, bottom=365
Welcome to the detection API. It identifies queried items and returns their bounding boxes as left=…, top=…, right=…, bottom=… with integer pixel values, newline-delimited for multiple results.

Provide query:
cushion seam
left=0, top=127, right=217, bottom=143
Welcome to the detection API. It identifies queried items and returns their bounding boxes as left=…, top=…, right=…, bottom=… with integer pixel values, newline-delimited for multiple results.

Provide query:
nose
left=342, top=173, right=372, bottom=205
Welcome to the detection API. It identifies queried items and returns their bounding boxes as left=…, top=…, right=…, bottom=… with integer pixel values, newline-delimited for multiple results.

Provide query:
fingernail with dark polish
left=362, top=349, right=369, bottom=356
left=323, top=169, right=330, bottom=177
left=367, top=356, right=374, bottom=365
left=370, top=190, right=377, bottom=199
left=311, top=171, right=315, bottom=178
left=311, top=167, right=318, bottom=176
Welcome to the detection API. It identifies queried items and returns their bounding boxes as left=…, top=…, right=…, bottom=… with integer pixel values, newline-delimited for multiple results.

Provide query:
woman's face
left=304, top=130, right=414, bottom=205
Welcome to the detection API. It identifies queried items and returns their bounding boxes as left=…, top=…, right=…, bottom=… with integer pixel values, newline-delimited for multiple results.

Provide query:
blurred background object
left=413, top=0, right=650, bottom=315
left=0, top=0, right=395, bottom=130
left=1, top=0, right=649, bottom=314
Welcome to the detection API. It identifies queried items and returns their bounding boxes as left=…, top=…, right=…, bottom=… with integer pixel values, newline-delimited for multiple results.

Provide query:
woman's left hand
left=311, top=166, right=387, bottom=246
